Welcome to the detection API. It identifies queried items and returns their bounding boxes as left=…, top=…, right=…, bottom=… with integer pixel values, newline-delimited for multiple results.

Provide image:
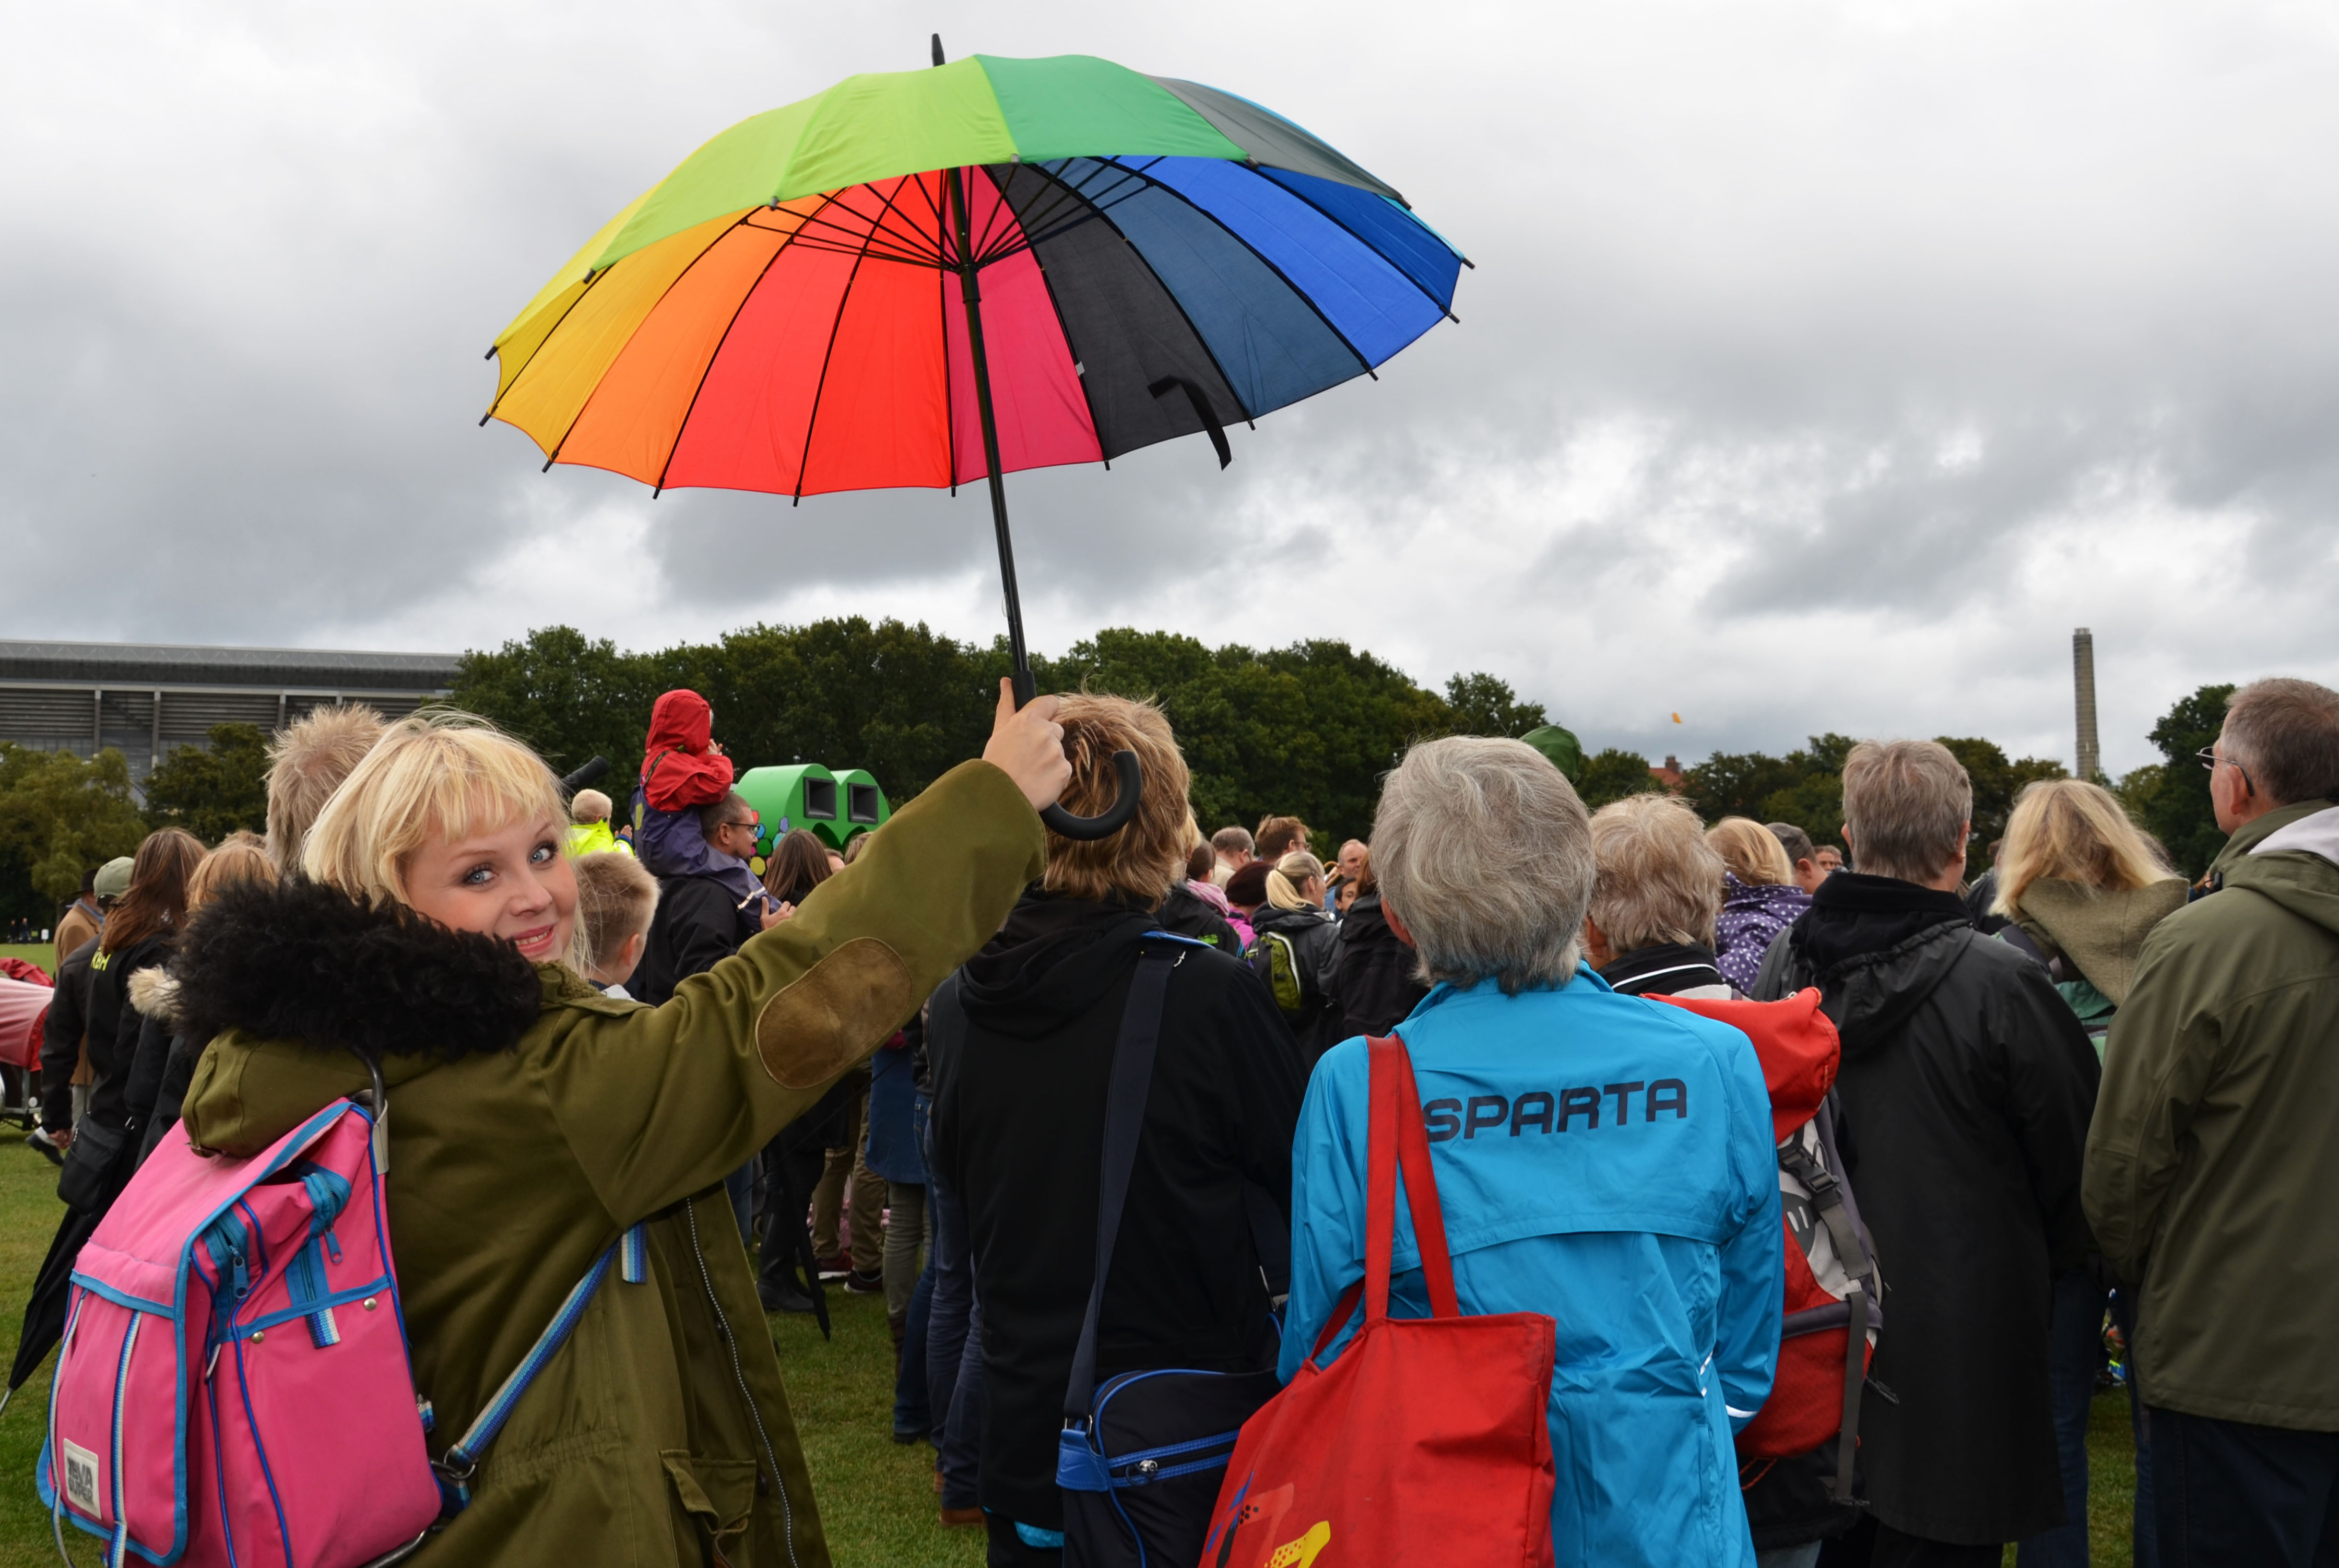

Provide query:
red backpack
left=1652, top=989, right=1882, bottom=1500
left=1199, top=1035, right=1556, bottom=1568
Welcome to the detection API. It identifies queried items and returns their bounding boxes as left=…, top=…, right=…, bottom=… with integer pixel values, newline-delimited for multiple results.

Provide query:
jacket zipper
left=683, top=1200, right=800, bottom=1568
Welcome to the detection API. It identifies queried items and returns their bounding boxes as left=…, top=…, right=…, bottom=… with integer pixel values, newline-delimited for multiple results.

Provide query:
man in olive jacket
left=2085, top=677, right=2339, bottom=1564
left=175, top=699, right=1065, bottom=1568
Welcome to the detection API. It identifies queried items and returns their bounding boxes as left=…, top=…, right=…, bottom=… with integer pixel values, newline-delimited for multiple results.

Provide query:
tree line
left=0, top=616, right=2242, bottom=926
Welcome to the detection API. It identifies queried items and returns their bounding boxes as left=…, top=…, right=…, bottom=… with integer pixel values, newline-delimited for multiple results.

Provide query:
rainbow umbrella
left=486, top=41, right=1466, bottom=832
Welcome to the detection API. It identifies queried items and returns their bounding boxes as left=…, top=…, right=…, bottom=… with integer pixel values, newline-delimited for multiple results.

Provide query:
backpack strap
left=1060, top=932, right=1209, bottom=1423
left=1778, top=1095, right=1879, bottom=1504
left=433, top=1220, right=651, bottom=1512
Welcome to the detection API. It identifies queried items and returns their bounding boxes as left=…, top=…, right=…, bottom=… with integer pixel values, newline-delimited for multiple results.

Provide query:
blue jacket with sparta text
left=1281, top=968, right=1782, bottom=1568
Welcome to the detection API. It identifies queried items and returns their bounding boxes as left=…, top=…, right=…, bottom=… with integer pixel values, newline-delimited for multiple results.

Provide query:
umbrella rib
left=1103, top=156, right=1376, bottom=378
left=538, top=213, right=771, bottom=476
left=1240, top=164, right=1463, bottom=320
left=790, top=178, right=918, bottom=503
left=481, top=273, right=600, bottom=432
left=650, top=196, right=834, bottom=495
left=985, top=165, right=1110, bottom=466
left=1013, top=159, right=1257, bottom=429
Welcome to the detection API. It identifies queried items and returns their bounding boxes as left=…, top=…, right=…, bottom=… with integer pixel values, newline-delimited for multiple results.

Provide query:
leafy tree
left=1935, top=737, right=2066, bottom=877
left=143, top=723, right=270, bottom=843
left=1683, top=734, right=1856, bottom=850
left=1577, top=748, right=1660, bottom=810
left=449, top=626, right=665, bottom=786
left=0, top=745, right=149, bottom=921
left=2142, top=683, right=2236, bottom=877
left=1443, top=673, right=1547, bottom=738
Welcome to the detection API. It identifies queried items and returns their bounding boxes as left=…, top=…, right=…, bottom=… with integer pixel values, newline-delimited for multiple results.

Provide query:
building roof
left=0, top=639, right=460, bottom=691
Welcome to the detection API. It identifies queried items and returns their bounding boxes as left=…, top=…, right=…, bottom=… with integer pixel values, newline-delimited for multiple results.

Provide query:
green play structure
left=733, top=763, right=892, bottom=869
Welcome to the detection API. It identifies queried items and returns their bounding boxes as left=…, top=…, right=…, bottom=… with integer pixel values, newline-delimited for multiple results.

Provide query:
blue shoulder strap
left=433, top=1221, right=649, bottom=1512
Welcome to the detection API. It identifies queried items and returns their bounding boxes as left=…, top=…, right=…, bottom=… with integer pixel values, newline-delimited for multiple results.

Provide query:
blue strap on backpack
left=431, top=1221, right=649, bottom=1513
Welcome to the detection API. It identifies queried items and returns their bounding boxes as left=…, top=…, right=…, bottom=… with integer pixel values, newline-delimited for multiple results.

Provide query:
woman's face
left=404, top=810, right=577, bottom=965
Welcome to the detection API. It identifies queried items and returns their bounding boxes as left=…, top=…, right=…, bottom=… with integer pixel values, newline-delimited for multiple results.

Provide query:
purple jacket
left=1714, top=874, right=1812, bottom=992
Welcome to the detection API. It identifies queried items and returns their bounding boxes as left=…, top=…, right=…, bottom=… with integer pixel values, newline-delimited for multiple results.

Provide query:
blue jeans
left=894, top=1259, right=935, bottom=1437
left=925, top=1113, right=983, bottom=1508
left=2018, top=1268, right=2105, bottom=1568
left=724, top=1160, right=755, bottom=1246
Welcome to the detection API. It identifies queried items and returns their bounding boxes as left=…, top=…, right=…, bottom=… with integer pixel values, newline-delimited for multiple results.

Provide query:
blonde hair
left=573, top=851, right=659, bottom=972
left=302, top=711, right=581, bottom=962
left=1995, top=779, right=2175, bottom=916
left=1587, top=794, right=1725, bottom=953
left=265, top=704, right=386, bottom=876
left=570, top=787, right=614, bottom=824
left=186, top=833, right=277, bottom=913
left=1708, top=817, right=1794, bottom=886
left=1266, top=851, right=1326, bottom=911
left=1040, top=694, right=1194, bottom=907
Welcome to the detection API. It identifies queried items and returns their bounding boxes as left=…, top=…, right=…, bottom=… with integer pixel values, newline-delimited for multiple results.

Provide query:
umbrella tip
left=931, top=33, right=945, bottom=66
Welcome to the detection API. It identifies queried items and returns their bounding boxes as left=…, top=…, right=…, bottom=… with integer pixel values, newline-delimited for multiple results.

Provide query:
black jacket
left=78, top=934, right=171, bottom=1137
left=1154, top=882, right=1243, bottom=956
left=1598, top=940, right=1731, bottom=998
left=1326, top=891, right=1428, bottom=1040
left=630, top=874, right=761, bottom=1004
left=1247, top=901, right=1343, bottom=1068
left=38, top=938, right=97, bottom=1133
left=929, top=893, right=1304, bottom=1529
left=1753, top=872, right=2099, bottom=1544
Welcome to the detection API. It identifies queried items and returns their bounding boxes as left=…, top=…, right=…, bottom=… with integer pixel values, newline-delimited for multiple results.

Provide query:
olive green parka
left=2084, top=799, right=2339, bottom=1430
left=176, top=760, right=1045, bottom=1566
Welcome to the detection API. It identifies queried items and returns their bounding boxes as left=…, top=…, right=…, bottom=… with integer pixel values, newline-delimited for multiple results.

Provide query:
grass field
left=0, top=943, right=2140, bottom=1566
left=0, top=948, right=54, bottom=977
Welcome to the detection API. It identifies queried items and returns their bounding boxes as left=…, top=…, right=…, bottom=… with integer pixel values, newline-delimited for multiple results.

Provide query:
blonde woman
left=1706, top=817, right=1812, bottom=993
left=1250, top=848, right=1343, bottom=1064
left=166, top=693, right=1067, bottom=1567
left=1992, top=777, right=2183, bottom=1568
left=1993, top=779, right=2187, bottom=1046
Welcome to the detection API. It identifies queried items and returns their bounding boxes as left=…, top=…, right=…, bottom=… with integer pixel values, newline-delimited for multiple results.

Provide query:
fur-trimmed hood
left=173, top=876, right=546, bottom=1062
left=126, top=963, right=182, bottom=1026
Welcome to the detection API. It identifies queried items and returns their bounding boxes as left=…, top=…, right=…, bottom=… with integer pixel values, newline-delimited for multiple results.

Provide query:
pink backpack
left=39, top=1071, right=641, bottom=1566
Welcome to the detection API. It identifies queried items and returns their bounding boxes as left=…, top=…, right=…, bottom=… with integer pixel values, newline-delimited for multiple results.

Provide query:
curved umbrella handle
left=1040, top=750, right=1143, bottom=841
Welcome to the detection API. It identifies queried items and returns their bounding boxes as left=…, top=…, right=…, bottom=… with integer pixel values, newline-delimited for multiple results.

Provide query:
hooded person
left=928, top=694, right=1304, bottom=1568
left=1754, top=740, right=2099, bottom=1563
left=166, top=692, right=1069, bottom=1567
left=1325, top=861, right=1426, bottom=1040
left=632, top=690, right=774, bottom=916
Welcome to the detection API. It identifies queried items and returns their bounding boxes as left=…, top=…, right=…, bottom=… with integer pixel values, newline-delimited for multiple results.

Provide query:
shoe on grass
left=27, top=1129, right=64, bottom=1168
left=844, top=1268, right=883, bottom=1294
left=939, top=1507, right=983, bottom=1529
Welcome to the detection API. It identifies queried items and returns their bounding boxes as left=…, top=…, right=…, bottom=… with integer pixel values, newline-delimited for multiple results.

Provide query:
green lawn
left=0, top=948, right=54, bottom=977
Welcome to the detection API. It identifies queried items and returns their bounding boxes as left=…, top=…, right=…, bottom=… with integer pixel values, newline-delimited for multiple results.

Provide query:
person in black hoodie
left=1326, top=864, right=1428, bottom=1037
left=929, top=695, right=1304, bottom=1568
left=1754, top=740, right=2098, bottom=1568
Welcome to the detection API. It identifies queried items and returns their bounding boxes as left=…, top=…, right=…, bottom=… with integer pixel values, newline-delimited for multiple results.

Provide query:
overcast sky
left=7, top=0, right=2336, bottom=774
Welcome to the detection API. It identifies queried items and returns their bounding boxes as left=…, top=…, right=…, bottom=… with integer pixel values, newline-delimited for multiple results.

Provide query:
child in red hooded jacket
left=632, top=690, right=777, bottom=916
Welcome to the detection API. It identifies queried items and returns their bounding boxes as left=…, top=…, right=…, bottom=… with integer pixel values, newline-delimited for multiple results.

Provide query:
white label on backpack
left=62, top=1437, right=100, bottom=1516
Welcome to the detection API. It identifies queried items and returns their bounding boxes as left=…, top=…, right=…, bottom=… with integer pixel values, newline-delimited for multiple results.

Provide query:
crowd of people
left=11, top=671, right=2338, bottom=1568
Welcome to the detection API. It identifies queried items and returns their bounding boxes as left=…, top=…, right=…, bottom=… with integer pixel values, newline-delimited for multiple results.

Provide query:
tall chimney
left=2073, top=628, right=2100, bottom=781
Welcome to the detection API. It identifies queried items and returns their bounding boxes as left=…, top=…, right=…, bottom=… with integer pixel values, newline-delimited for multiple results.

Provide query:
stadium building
left=0, top=640, right=460, bottom=784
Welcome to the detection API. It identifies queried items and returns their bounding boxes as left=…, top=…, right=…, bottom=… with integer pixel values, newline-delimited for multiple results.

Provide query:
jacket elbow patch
left=753, top=938, right=915, bottom=1090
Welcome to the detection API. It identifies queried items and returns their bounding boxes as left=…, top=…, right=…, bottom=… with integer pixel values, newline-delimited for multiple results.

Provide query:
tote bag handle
left=1308, top=1034, right=1461, bottom=1363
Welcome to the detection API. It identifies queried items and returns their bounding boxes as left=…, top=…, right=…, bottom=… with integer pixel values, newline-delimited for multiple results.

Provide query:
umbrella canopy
left=483, top=52, right=1467, bottom=498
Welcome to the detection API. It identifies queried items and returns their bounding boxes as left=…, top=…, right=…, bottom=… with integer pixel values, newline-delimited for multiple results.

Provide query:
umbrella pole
left=948, top=162, right=1143, bottom=840
left=949, top=166, right=1036, bottom=708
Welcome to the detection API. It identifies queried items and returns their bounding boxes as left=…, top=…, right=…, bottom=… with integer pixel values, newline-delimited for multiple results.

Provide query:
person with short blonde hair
left=1754, top=738, right=2099, bottom=1558
left=1285, top=734, right=1781, bottom=1564
left=1579, top=794, right=1733, bottom=999
left=1709, top=817, right=1813, bottom=993
left=1250, top=849, right=1342, bottom=1060
left=931, top=694, right=1303, bottom=1559
left=163, top=689, right=1073, bottom=1565
left=264, top=704, right=385, bottom=877
left=572, top=851, right=659, bottom=996
left=566, top=787, right=631, bottom=859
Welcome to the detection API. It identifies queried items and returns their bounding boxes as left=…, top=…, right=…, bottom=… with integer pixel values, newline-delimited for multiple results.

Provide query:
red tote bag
left=1198, top=1035, right=1556, bottom=1568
